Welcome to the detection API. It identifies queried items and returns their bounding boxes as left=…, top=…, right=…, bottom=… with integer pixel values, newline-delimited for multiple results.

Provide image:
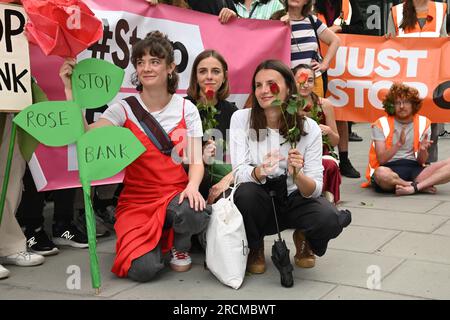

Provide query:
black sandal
left=411, top=181, right=420, bottom=193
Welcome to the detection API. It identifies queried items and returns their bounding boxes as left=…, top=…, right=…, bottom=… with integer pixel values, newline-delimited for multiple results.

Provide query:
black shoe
left=339, top=160, right=361, bottom=178
left=24, top=226, right=59, bottom=256
left=338, top=209, right=352, bottom=228
left=349, top=132, right=363, bottom=142
left=74, top=210, right=111, bottom=238
left=52, top=224, right=89, bottom=248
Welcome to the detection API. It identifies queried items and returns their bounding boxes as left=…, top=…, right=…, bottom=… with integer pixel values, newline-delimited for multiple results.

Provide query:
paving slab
left=112, top=262, right=336, bottom=300
left=378, top=232, right=450, bottom=265
left=321, top=285, right=424, bottom=300
left=291, top=249, right=403, bottom=289
left=432, top=220, right=450, bottom=236
left=0, top=249, right=139, bottom=298
left=426, top=201, right=450, bottom=217
left=327, top=226, right=399, bottom=253
left=381, top=260, right=450, bottom=300
left=349, top=207, right=449, bottom=233
left=0, top=284, right=103, bottom=300
left=341, top=195, right=442, bottom=214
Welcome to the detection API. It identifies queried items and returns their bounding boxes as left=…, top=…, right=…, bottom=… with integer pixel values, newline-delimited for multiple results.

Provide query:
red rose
left=205, top=87, right=215, bottom=100
left=426, top=15, right=433, bottom=22
left=303, top=104, right=312, bottom=112
left=297, top=72, right=309, bottom=85
left=270, top=83, right=280, bottom=95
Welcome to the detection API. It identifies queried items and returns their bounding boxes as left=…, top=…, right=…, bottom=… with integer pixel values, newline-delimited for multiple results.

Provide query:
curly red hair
left=382, top=83, right=422, bottom=116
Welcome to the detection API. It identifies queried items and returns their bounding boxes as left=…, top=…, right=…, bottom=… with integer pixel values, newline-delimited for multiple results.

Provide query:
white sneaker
left=0, top=264, right=10, bottom=279
left=0, top=251, right=45, bottom=267
left=169, top=247, right=192, bottom=272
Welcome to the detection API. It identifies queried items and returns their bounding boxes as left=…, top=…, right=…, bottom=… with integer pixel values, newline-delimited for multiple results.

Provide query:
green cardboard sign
left=13, top=101, right=84, bottom=147
left=76, top=126, right=145, bottom=183
left=72, top=58, right=125, bottom=109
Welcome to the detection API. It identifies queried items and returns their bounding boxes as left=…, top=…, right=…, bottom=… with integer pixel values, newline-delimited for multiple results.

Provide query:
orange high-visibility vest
left=361, top=114, right=431, bottom=188
left=392, top=1, right=447, bottom=37
left=317, top=0, right=352, bottom=26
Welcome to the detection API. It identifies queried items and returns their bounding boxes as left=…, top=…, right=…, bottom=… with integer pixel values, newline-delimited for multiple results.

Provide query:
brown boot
left=293, top=230, right=315, bottom=268
left=246, top=242, right=266, bottom=274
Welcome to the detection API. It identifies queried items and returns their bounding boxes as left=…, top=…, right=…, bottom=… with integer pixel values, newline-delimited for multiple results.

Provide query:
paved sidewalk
left=1, top=123, right=450, bottom=300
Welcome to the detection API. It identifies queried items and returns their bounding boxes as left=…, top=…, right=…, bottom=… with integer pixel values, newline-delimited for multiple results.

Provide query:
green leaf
left=13, top=101, right=84, bottom=147
left=286, top=102, right=299, bottom=115
left=76, top=126, right=146, bottom=183
left=72, top=58, right=125, bottom=109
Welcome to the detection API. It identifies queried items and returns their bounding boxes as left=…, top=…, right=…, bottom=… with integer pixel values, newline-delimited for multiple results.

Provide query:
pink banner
left=29, top=1, right=291, bottom=191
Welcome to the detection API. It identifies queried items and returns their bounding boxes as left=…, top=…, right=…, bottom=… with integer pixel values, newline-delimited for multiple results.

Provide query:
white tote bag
left=205, top=184, right=248, bottom=289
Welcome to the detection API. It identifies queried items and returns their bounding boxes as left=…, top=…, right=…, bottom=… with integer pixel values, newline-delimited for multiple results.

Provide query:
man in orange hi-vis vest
left=362, top=83, right=450, bottom=196
left=387, top=0, right=448, bottom=164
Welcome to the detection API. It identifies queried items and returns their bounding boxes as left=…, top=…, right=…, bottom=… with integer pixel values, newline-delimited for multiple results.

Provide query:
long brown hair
left=250, top=60, right=306, bottom=141
left=186, top=50, right=230, bottom=101
left=292, top=64, right=321, bottom=108
left=399, top=0, right=420, bottom=31
left=271, top=0, right=314, bottom=20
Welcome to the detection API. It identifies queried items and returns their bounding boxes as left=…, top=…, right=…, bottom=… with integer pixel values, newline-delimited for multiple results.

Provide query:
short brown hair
left=383, top=82, right=422, bottom=116
left=186, top=50, right=230, bottom=101
left=130, top=31, right=179, bottom=94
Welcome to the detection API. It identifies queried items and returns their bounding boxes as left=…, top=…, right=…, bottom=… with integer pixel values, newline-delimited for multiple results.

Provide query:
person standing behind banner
left=147, top=0, right=238, bottom=23
left=313, top=0, right=364, bottom=179
left=230, top=59, right=351, bottom=274
left=234, top=0, right=284, bottom=20
left=271, top=0, right=340, bottom=98
left=387, top=0, right=448, bottom=164
left=0, top=80, right=46, bottom=279
left=185, top=50, right=238, bottom=204
left=60, top=31, right=211, bottom=282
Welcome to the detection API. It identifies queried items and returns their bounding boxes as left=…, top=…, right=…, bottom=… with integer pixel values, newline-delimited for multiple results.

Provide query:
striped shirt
left=235, top=0, right=284, bottom=20
left=290, top=15, right=326, bottom=77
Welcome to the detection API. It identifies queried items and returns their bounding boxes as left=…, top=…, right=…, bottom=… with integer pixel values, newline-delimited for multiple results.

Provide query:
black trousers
left=234, top=183, right=346, bottom=257
left=16, top=167, right=75, bottom=230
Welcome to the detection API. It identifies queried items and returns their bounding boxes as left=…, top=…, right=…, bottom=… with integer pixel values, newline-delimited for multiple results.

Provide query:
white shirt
left=100, top=93, right=203, bottom=137
left=230, top=108, right=323, bottom=198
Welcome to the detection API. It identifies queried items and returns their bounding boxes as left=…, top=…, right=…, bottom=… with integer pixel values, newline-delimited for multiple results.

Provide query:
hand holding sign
left=12, top=58, right=140, bottom=292
left=71, top=58, right=125, bottom=109
left=13, top=101, right=84, bottom=146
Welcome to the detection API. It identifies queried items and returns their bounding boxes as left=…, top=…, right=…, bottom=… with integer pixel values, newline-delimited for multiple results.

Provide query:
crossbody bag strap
left=308, top=15, right=323, bottom=59
left=123, top=96, right=174, bottom=155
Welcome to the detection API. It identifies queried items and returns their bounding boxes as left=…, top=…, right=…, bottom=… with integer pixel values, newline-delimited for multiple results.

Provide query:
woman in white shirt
left=230, top=60, right=351, bottom=275
left=59, top=31, right=210, bottom=282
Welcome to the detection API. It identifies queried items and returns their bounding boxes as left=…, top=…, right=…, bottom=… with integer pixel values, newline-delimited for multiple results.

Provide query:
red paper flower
left=205, top=86, right=215, bottom=100
left=426, top=15, right=433, bottom=22
left=270, top=82, right=280, bottom=95
left=22, top=0, right=103, bottom=58
left=297, top=72, right=309, bottom=86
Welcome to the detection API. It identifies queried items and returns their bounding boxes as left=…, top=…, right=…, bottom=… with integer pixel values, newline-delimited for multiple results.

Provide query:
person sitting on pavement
left=362, top=83, right=450, bottom=195
left=59, top=31, right=211, bottom=282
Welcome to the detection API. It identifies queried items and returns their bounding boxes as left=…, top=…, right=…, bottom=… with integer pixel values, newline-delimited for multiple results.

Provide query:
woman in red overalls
left=60, top=31, right=211, bottom=282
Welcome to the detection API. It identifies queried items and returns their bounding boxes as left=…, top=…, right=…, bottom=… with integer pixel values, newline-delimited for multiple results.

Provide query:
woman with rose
left=186, top=50, right=238, bottom=204
left=229, top=59, right=351, bottom=276
left=293, top=64, right=341, bottom=204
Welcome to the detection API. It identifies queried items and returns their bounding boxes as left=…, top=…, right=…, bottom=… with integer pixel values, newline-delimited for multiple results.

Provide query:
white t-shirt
left=100, top=93, right=203, bottom=137
left=230, top=108, right=324, bottom=198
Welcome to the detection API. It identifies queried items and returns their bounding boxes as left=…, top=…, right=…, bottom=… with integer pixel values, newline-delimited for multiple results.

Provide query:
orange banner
left=326, top=34, right=450, bottom=123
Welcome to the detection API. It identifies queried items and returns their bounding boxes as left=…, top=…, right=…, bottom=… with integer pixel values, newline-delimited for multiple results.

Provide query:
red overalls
left=111, top=100, right=188, bottom=277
